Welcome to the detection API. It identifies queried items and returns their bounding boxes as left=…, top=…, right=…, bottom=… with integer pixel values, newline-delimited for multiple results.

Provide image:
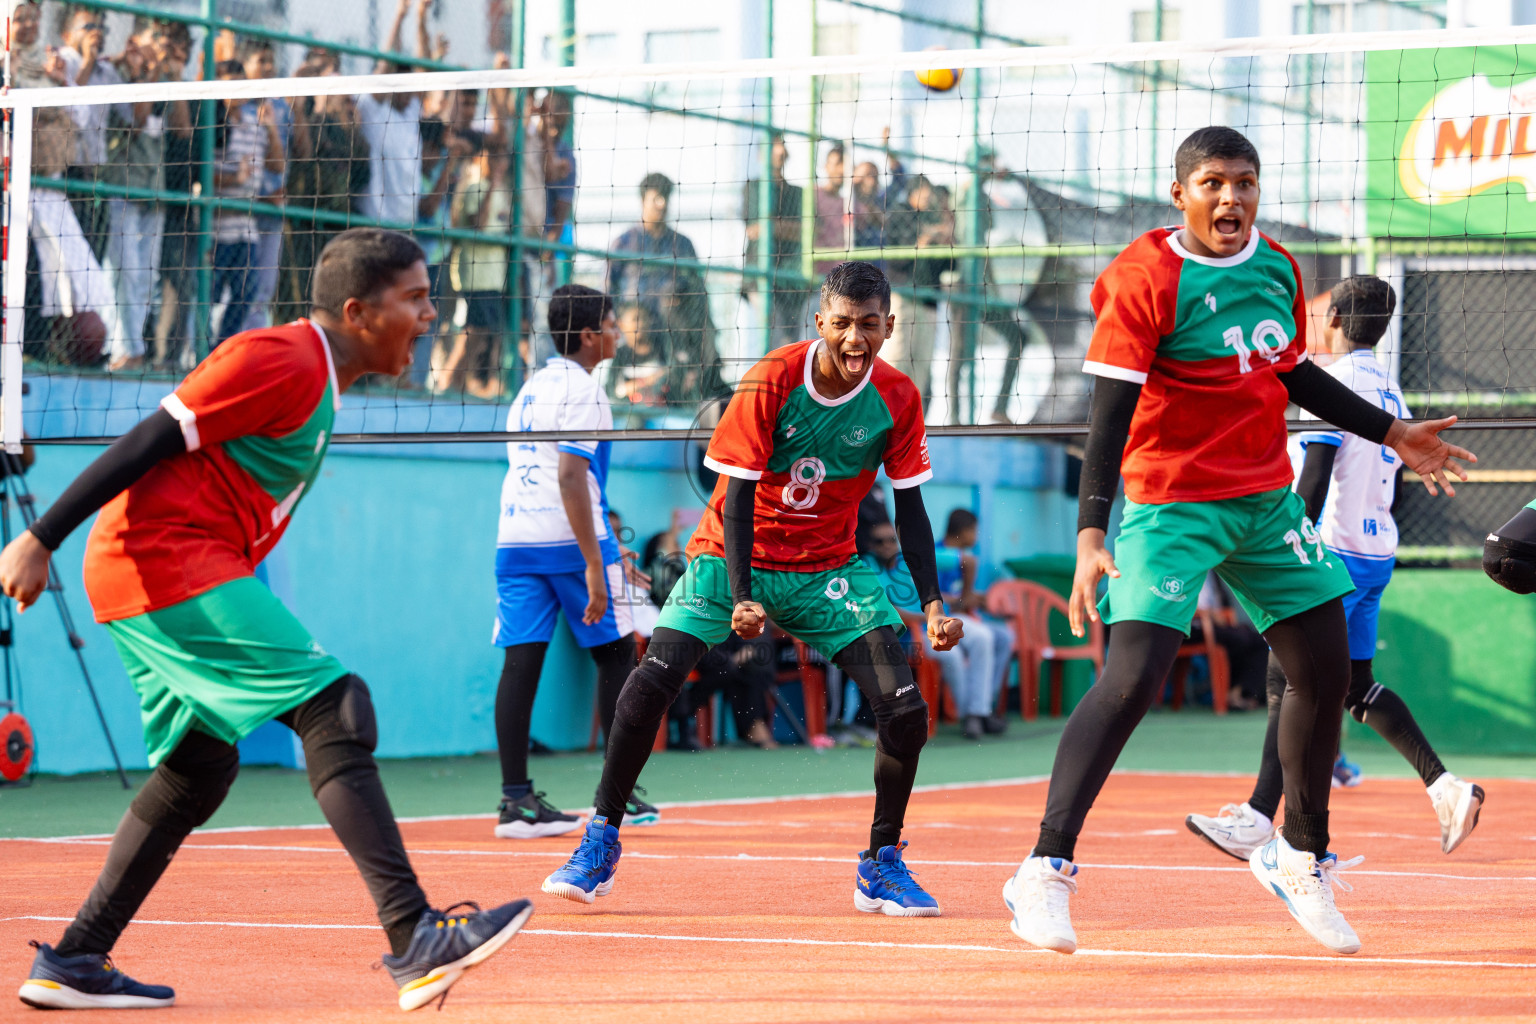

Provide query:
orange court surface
left=5, top=773, right=1534, bottom=1023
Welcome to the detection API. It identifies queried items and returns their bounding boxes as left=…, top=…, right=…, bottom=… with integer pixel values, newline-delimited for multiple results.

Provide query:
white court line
left=12, top=837, right=1536, bottom=883
left=4, top=916, right=1532, bottom=970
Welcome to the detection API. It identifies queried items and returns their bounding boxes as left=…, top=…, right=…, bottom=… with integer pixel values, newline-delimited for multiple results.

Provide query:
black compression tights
left=1035, top=601, right=1350, bottom=861
left=495, top=636, right=636, bottom=792
left=1249, top=653, right=1447, bottom=821
left=594, top=626, right=929, bottom=854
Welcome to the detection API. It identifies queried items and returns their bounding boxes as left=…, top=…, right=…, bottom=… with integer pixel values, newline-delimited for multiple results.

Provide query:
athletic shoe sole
left=1248, top=852, right=1360, bottom=955
left=1183, top=815, right=1272, bottom=862
left=1001, top=876, right=1076, bottom=954
left=18, top=980, right=175, bottom=1010
left=1443, top=784, right=1486, bottom=854
left=622, top=811, right=660, bottom=827
left=395, top=901, right=534, bottom=1012
left=493, top=816, right=586, bottom=840
left=540, top=874, right=615, bottom=905
left=853, top=889, right=941, bottom=917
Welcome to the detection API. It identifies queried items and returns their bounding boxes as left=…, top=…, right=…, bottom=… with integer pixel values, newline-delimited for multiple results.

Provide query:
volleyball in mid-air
left=914, top=50, right=962, bottom=92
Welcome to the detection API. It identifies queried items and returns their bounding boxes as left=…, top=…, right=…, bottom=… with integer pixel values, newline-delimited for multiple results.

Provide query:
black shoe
left=493, top=791, right=584, bottom=840
left=381, top=900, right=533, bottom=1011
left=623, top=785, right=661, bottom=826
left=982, top=713, right=1008, bottom=735
left=19, top=942, right=175, bottom=1009
left=963, top=715, right=984, bottom=741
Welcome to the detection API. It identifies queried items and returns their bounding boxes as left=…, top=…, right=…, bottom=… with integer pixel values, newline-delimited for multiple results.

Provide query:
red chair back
left=985, top=579, right=1104, bottom=719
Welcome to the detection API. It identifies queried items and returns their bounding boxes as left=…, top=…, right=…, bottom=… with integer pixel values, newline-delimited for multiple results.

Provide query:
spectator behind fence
left=58, top=7, right=126, bottom=263
left=151, top=20, right=197, bottom=370
left=236, top=38, right=292, bottom=332
left=276, top=56, right=372, bottom=326
left=850, top=159, right=884, bottom=252
left=813, top=143, right=849, bottom=276
left=882, top=173, right=952, bottom=406
left=934, top=509, right=1012, bottom=740
left=440, top=135, right=512, bottom=399
left=356, top=0, right=430, bottom=229
left=742, top=133, right=808, bottom=346
left=210, top=61, right=284, bottom=346
left=607, top=173, right=723, bottom=407
left=411, top=101, right=477, bottom=385
left=101, top=20, right=191, bottom=372
left=607, top=303, right=668, bottom=407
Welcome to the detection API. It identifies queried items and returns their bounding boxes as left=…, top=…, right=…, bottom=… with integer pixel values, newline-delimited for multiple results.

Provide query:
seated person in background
left=1187, top=574, right=1269, bottom=711
left=936, top=510, right=1013, bottom=740
left=608, top=303, right=670, bottom=408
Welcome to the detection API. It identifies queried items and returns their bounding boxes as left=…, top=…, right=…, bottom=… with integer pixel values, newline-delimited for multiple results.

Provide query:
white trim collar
left=306, top=319, right=344, bottom=411
left=803, top=339, right=874, bottom=407
left=1164, top=224, right=1260, bottom=268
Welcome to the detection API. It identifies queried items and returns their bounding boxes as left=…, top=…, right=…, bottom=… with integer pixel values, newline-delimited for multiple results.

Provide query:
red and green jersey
left=688, top=340, right=932, bottom=572
left=83, top=320, right=340, bottom=622
left=1085, top=227, right=1308, bottom=504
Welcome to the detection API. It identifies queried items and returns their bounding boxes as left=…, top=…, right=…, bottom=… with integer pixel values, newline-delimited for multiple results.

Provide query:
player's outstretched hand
left=927, top=610, right=964, bottom=652
left=1069, top=528, right=1119, bottom=638
left=731, top=600, right=766, bottom=639
left=1387, top=416, right=1476, bottom=497
left=0, top=530, right=51, bottom=614
left=582, top=562, right=609, bottom=626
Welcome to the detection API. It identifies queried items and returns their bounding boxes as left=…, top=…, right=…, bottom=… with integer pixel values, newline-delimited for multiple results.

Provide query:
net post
left=505, top=0, right=527, bottom=398
left=755, top=0, right=776, bottom=359
left=194, top=0, right=218, bottom=360
left=2, top=104, right=31, bottom=456
left=960, top=0, right=986, bottom=425
left=799, top=0, right=819, bottom=287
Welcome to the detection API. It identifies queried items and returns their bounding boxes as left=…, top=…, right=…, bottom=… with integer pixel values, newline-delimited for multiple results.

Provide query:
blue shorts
left=493, top=561, right=635, bottom=648
left=1337, top=551, right=1393, bottom=661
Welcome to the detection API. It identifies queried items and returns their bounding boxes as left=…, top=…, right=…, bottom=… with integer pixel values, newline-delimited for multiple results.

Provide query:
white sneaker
left=1250, top=835, right=1363, bottom=954
left=1185, top=801, right=1276, bottom=861
left=1002, top=855, right=1079, bottom=954
left=1427, top=773, right=1485, bottom=854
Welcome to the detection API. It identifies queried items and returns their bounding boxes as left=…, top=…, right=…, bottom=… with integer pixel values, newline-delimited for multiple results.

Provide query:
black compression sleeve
left=1278, top=360, right=1395, bottom=443
left=892, top=485, right=942, bottom=610
left=29, top=409, right=186, bottom=551
left=722, top=475, right=757, bottom=605
left=1295, top=441, right=1337, bottom=524
left=1078, top=377, right=1141, bottom=533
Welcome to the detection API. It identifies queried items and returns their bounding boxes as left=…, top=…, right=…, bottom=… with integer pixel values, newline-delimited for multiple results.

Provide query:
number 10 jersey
left=1084, top=226, right=1310, bottom=505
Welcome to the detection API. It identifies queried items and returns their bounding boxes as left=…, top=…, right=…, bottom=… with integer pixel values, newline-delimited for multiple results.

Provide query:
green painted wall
left=1351, top=569, right=1536, bottom=755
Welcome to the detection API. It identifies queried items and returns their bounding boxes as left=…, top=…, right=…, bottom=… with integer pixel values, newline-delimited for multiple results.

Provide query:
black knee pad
left=1484, top=530, right=1536, bottom=594
left=873, top=698, right=929, bottom=762
left=131, top=729, right=240, bottom=834
left=614, top=652, right=691, bottom=733
left=290, top=674, right=380, bottom=795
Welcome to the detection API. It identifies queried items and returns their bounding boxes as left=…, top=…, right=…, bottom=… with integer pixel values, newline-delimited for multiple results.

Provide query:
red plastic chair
left=1168, top=607, right=1231, bottom=714
left=985, top=579, right=1104, bottom=720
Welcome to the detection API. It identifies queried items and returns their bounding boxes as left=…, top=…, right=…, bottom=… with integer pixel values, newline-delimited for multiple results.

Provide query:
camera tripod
left=0, top=448, right=129, bottom=789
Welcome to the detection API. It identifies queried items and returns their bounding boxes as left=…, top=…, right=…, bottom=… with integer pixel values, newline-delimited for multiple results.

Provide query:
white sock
left=1426, top=772, right=1457, bottom=801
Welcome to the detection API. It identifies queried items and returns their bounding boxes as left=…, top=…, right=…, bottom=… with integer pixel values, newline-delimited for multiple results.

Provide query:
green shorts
left=1102, top=486, right=1355, bottom=635
left=655, top=554, right=906, bottom=659
left=107, top=576, right=350, bottom=766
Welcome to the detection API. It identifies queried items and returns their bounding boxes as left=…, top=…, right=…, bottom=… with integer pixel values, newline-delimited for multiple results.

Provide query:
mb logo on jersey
left=840, top=425, right=873, bottom=448
left=1151, top=575, right=1188, bottom=603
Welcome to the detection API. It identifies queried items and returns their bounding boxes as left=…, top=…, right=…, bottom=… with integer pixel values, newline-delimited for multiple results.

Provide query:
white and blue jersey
left=1293, top=349, right=1409, bottom=658
left=497, top=357, right=620, bottom=574
left=494, top=357, right=628, bottom=649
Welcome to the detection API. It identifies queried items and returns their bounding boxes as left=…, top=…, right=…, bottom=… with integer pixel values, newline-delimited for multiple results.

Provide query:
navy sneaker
left=854, top=841, right=941, bottom=917
left=542, top=815, right=622, bottom=904
left=623, top=786, right=661, bottom=827
left=381, top=899, right=533, bottom=1011
left=17, top=941, right=175, bottom=1009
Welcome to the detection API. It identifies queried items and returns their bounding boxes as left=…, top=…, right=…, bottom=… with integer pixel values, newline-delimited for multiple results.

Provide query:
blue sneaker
left=542, top=815, right=622, bottom=904
left=17, top=941, right=175, bottom=1009
left=381, top=899, right=534, bottom=1011
left=1332, top=751, right=1364, bottom=788
left=854, top=841, right=941, bottom=917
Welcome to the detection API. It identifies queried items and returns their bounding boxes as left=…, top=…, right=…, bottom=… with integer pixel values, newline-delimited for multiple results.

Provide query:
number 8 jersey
left=1084, top=226, right=1309, bottom=504
left=688, top=339, right=933, bottom=572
